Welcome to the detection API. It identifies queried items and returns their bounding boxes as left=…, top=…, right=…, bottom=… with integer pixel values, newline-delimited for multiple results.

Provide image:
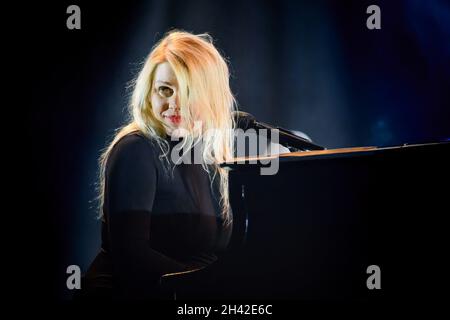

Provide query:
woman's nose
left=168, top=103, right=180, bottom=111
left=168, top=97, right=180, bottom=111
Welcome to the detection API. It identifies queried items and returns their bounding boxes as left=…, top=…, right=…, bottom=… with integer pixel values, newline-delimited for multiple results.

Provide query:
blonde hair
left=97, top=30, right=236, bottom=225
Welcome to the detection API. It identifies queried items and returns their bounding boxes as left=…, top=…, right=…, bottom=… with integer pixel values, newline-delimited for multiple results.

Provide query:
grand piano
left=161, top=141, right=449, bottom=300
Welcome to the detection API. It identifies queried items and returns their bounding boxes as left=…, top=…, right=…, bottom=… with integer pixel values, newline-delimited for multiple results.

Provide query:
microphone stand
left=254, top=121, right=326, bottom=151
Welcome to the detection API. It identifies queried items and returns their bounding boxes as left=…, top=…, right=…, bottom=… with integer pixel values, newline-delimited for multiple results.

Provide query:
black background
left=23, top=0, right=450, bottom=301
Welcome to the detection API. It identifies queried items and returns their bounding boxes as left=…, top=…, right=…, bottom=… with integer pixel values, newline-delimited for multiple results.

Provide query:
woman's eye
left=158, top=86, right=173, bottom=98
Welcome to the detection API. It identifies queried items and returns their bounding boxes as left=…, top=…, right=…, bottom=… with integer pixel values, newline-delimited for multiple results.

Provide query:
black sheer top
left=82, top=132, right=232, bottom=299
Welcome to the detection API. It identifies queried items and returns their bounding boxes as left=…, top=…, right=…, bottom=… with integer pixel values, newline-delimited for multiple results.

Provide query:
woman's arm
left=105, top=134, right=188, bottom=298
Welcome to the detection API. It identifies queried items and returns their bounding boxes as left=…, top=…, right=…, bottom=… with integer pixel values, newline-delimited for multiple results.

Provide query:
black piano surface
left=161, top=142, right=449, bottom=300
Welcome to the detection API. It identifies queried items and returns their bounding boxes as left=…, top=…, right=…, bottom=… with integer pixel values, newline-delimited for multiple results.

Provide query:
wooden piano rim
left=223, top=142, right=445, bottom=165
left=225, top=146, right=378, bottom=164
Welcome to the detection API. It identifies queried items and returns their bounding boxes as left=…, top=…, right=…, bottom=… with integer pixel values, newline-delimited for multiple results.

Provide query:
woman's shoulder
left=114, top=131, right=160, bottom=153
left=116, top=131, right=152, bottom=147
left=106, top=131, right=159, bottom=170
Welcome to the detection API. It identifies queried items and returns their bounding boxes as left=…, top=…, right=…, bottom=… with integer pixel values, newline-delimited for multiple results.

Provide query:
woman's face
left=151, top=62, right=182, bottom=136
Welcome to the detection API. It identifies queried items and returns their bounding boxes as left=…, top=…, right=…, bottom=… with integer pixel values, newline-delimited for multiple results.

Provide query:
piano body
left=162, top=142, right=449, bottom=300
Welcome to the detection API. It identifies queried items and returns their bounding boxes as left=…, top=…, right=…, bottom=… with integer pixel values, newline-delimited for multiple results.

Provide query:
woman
left=79, top=30, right=236, bottom=299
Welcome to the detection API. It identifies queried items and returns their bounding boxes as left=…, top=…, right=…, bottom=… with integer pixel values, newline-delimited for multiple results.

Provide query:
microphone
left=232, top=111, right=325, bottom=151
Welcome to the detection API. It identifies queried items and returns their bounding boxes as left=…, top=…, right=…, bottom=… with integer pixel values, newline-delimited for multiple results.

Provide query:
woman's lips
left=165, top=115, right=181, bottom=124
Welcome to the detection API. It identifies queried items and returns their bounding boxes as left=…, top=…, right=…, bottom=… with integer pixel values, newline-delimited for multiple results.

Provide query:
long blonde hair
left=97, top=30, right=236, bottom=224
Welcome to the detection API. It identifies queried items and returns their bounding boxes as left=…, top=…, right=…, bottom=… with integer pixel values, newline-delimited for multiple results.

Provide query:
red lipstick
left=167, top=115, right=181, bottom=124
